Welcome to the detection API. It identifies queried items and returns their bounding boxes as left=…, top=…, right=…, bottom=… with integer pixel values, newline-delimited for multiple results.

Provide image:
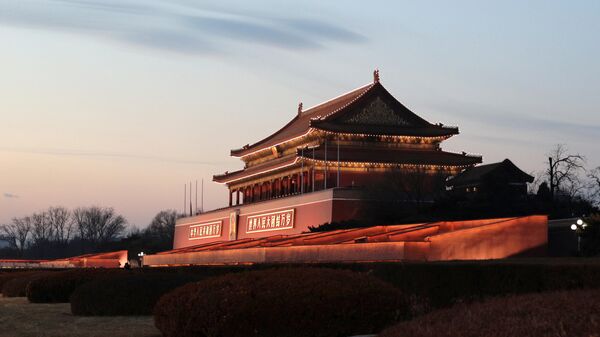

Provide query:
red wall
left=173, top=188, right=365, bottom=249
left=150, top=216, right=548, bottom=266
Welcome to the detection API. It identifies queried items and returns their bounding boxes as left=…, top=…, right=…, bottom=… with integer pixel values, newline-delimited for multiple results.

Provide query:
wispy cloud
left=0, top=0, right=365, bottom=55
left=428, top=98, right=600, bottom=141
left=0, top=146, right=230, bottom=166
left=3, top=193, right=19, bottom=199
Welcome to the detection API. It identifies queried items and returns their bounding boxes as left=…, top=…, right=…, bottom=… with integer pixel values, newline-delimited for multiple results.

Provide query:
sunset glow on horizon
left=1, top=0, right=599, bottom=227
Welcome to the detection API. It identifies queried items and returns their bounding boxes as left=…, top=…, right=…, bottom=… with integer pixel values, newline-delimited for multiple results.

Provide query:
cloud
left=0, top=146, right=230, bottom=166
left=0, top=0, right=366, bottom=55
left=3, top=193, right=19, bottom=199
left=427, top=98, right=600, bottom=141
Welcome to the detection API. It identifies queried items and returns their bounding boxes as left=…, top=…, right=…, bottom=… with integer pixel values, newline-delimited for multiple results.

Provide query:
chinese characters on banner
left=246, top=209, right=294, bottom=233
left=189, top=221, right=222, bottom=240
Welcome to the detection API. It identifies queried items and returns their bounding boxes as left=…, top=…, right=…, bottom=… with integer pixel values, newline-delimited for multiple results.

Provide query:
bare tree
left=73, top=206, right=127, bottom=244
left=0, top=217, right=33, bottom=255
left=46, top=206, right=73, bottom=244
left=546, top=144, right=586, bottom=199
left=146, top=210, right=177, bottom=243
left=31, top=211, right=54, bottom=247
left=589, top=167, right=600, bottom=206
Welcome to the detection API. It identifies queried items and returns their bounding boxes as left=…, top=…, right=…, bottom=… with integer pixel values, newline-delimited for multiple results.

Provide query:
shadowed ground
left=0, top=296, right=160, bottom=337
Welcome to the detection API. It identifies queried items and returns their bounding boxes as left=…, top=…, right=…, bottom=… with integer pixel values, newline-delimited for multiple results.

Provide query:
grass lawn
left=0, top=296, right=160, bottom=337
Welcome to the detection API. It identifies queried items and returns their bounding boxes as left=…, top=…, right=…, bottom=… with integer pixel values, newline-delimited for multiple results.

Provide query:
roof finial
left=298, top=102, right=303, bottom=115
left=373, top=68, right=380, bottom=83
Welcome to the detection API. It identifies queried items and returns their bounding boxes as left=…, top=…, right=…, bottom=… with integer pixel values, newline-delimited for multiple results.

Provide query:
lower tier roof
left=213, top=146, right=481, bottom=184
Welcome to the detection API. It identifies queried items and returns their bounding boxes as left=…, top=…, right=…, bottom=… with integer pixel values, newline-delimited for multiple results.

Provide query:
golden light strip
left=301, top=157, right=474, bottom=170
left=214, top=158, right=300, bottom=184
left=238, top=127, right=454, bottom=160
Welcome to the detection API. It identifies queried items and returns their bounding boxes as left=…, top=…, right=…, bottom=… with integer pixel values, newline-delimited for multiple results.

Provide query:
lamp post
left=137, top=251, right=145, bottom=267
left=570, top=219, right=588, bottom=255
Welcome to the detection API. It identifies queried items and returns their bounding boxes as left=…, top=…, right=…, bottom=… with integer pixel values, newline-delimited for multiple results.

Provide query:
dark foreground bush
left=154, top=268, right=408, bottom=337
left=2, top=271, right=55, bottom=297
left=27, top=269, right=121, bottom=303
left=70, top=273, right=203, bottom=316
left=0, top=271, right=36, bottom=293
left=379, top=288, right=600, bottom=337
left=368, top=260, right=600, bottom=312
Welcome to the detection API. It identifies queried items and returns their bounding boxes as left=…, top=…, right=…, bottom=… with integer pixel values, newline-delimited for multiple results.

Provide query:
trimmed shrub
left=0, top=271, right=44, bottom=294
left=2, top=271, right=55, bottom=297
left=367, top=261, right=600, bottom=313
left=379, top=288, right=600, bottom=337
left=27, top=266, right=246, bottom=304
left=70, top=273, right=203, bottom=316
left=154, top=267, right=409, bottom=337
left=27, top=269, right=122, bottom=303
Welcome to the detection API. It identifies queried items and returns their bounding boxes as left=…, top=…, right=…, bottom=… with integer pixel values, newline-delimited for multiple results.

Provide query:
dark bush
left=27, top=266, right=247, bottom=304
left=26, top=269, right=122, bottom=303
left=2, top=271, right=55, bottom=297
left=379, top=288, right=600, bottom=337
left=154, top=267, right=408, bottom=337
left=0, top=271, right=50, bottom=294
left=70, top=273, right=203, bottom=316
left=366, top=260, right=600, bottom=312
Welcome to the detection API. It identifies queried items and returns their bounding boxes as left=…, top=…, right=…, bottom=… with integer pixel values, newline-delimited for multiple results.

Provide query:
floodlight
left=571, top=224, right=578, bottom=231
left=577, top=219, right=584, bottom=225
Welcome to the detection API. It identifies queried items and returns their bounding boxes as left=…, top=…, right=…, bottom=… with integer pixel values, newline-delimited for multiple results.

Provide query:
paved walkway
left=0, top=296, right=160, bottom=337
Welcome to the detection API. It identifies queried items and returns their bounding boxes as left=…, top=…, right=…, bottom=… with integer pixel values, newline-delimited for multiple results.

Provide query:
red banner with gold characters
left=189, top=221, right=222, bottom=240
left=246, top=209, right=294, bottom=233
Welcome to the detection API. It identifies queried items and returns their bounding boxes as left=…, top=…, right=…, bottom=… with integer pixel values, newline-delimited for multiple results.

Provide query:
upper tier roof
left=230, top=80, right=459, bottom=157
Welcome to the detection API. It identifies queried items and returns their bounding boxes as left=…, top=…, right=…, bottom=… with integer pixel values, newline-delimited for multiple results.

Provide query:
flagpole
left=300, top=147, right=304, bottom=193
left=337, top=140, right=340, bottom=188
left=312, top=147, right=315, bottom=192
left=324, top=139, right=328, bottom=189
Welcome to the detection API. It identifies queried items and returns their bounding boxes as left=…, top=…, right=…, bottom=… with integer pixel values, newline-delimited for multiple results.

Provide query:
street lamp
left=570, top=219, right=588, bottom=255
left=137, top=252, right=145, bottom=267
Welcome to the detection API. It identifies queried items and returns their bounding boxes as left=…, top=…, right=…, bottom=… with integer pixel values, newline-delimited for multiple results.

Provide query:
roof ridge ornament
left=373, top=69, right=380, bottom=83
left=298, top=102, right=303, bottom=115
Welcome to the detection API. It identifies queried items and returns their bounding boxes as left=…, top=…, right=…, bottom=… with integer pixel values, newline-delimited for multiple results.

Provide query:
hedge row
left=26, top=266, right=246, bottom=304
left=70, top=273, right=205, bottom=316
left=0, top=271, right=43, bottom=294
left=154, top=268, right=408, bottom=337
left=2, top=271, right=56, bottom=297
left=366, top=261, right=600, bottom=311
left=27, top=269, right=122, bottom=303
left=379, top=288, right=600, bottom=337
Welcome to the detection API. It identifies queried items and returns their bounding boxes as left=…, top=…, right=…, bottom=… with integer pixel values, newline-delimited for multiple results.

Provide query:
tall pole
left=189, top=181, right=192, bottom=216
left=324, top=139, right=328, bottom=189
left=201, top=179, right=204, bottom=213
left=312, top=147, right=315, bottom=192
left=300, top=147, right=304, bottom=193
left=337, top=140, right=340, bottom=188
left=195, top=180, right=198, bottom=215
left=183, top=183, right=186, bottom=216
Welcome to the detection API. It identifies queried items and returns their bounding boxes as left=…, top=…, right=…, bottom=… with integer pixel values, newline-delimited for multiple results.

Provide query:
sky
left=1, top=0, right=599, bottom=227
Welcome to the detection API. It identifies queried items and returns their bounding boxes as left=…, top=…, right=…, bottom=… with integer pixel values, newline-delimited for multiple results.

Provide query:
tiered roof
left=215, top=75, right=481, bottom=184
left=230, top=80, right=458, bottom=158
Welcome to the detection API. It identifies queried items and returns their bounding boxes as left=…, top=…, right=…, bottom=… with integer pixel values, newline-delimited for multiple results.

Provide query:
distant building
left=446, top=159, right=534, bottom=196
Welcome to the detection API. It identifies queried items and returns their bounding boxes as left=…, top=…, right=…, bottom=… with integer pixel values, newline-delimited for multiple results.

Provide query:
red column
left=228, top=189, right=232, bottom=206
left=278, top=178, right=282, bottom=197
